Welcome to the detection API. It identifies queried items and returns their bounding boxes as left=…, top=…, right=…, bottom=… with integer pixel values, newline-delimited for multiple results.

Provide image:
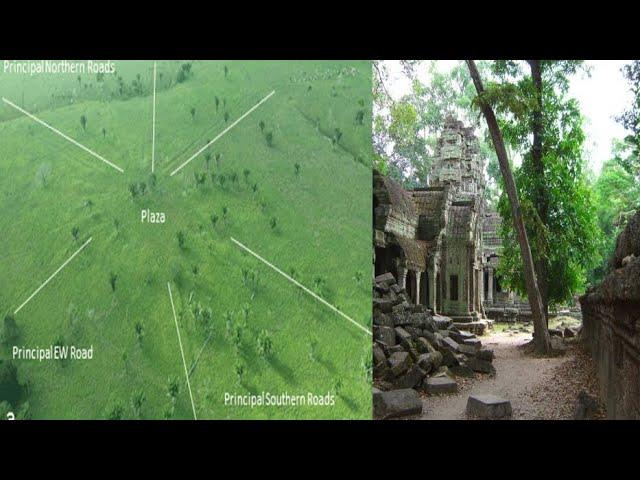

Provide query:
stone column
left=429, top=268, right=437, bottom=312
left=487, top=267, right=494, bottom=303
left=398, top=266, right=408, bottom=290
left=415, top=271, right=422, bottom=305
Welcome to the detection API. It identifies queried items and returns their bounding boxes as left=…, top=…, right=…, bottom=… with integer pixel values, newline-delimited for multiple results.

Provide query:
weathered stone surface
left=450, top=364, right=475, bottom=378
left=395, top=326, right=412, bottom=343
left=373, top=297, right=394, bottom=314
left=373, top=343, right=386, bottom=366
left=394, top=364, right=427, bottom=389
left=417, top=352, right=442, bottom=373
left=375, top=272, right=396, bottom=286
left=373, top=388, right=423, bottom=419
left=466, top=357, right=496, bottom=375
left=373, top=311, right=393, bottom=327
left=457, top=343, right=477, bottom=356
left=466, top=394, right=512, bottom=419
left=423, top=376, right=458, bottom=395
left=450, top=330, right=475, bottom=344
left=548, top=328, right=564, bottom=338
left=387, top=351, right=412, bottom=377
left=462, top=338, right=482, bottom=350
left=415, top=337, right=435, bottom=354
left=440, top=348, right=460, bottom=368
left=433, top=315, right=452, bottom=330
left=373, top=325, right=396, bottom=346
left=442, top=336, right=460, bottom=352
left=475, top=349, right=494, bottom=362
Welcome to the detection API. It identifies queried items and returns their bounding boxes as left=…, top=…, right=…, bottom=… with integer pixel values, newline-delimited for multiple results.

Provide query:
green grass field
left=0, top=60, right=372, bottom=419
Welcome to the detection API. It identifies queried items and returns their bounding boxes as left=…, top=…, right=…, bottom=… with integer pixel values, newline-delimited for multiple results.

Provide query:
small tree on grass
left=190, top=107, right=196, bottom=121
left=102, top=127, right=107, bottom=138
left=215, top=153, right=221, bottom=168
left=71, top=226, right=80, bottom=242
left=265, top=131, right=274, bottom=147
left=251, top=183, right=258, bottom=194
left=313, top=276, right=325, bottom=296
left=308, top=338, right=319, bottom=363
left=218, top=174, right=226, bottom=189
left=224, top=310, right=234, bottom=340
left=210, top=214, right=219, bottom=229
left=167, top=377, right=179, bottom=411
left=177, top=230, right=186, bottom=250
left=259, top=120, right=265, bottom=132
left=243, top=169, right=250, bottom=183
left=128, top=183, right=138, bottom=198
left=234, top=361, right=244, bottom=386
left=224, top=111, right=229, bottom=123
left=257, top=330, right=273, bottom=359
left=138, top=182, right=147, bottom=196
left=270, top=216, right=277, bottom=230
left=294, top=163, right=300, bottom=176
left=355, top=110, right=365, bottom=125
left=107, top=403, right=124, bottom=420
left=332, top=128, right=342, bottom=147
left=149, top=173, right=157, bottom=188
left=205, top=152, right=212, bottom=171
left=135, top=322, right=144, bottom=344
left=222, top=206, right=229, bottom=222
left=109, top=272, right=118, bottom=292
left=131, top=390, right=146, bottom=419
left=354, top=270, right=363, bottom=285
left=230, top=171, right=239, bottom=186
left=224, top=65, right=229, bottom=78
left=215, top=96, right=220, bottom=112
left=80, top=114, right=87, bottom=132
left=1, top=315, right=19, bottom=345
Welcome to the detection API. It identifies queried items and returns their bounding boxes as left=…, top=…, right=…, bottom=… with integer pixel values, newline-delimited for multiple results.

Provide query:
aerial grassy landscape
left=0, top=60, right=372, bottom=419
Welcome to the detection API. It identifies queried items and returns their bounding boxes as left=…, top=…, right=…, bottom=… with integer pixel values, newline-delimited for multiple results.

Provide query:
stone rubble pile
left=373, top=272, right=496, bottom=419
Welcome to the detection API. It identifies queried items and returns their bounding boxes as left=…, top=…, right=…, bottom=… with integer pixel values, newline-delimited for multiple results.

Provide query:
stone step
left=466, top=394, right=512, bottom=419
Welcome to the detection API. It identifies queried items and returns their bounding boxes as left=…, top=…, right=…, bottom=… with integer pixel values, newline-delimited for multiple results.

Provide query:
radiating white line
left=230, top=237, right=372, bottom=336
left=170, top=90, right=275, bottom=176
left=14, top=237, right=93, bottom=315
left=2, top=98, right=124, bottom=173
left=167, top=282, right=197, bottom=420
left=151, top=61, right=157, bottom=174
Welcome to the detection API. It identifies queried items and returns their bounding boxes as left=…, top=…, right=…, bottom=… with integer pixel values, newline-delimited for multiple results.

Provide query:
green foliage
left=177, top=230, right=186, bottom=249
left=265, top=131, right=274, bottom=147
left=107, top=403, right=124, bottom=420
left=135, top=321, right=144, bottom=344
left=617, top=60, right=640, bottom=167
left=131, top=390, right=146, bottom=419
left=493, top=61, right=600, bottom=307
left=80, top=114, right=87, bottom=131
left=257, top=329, right=274, bottom=358
left=109, top=272, right=118, bottom=292
left=1, top=315, right=19, bottom=345
left=0, top=360, right=23, bottom=406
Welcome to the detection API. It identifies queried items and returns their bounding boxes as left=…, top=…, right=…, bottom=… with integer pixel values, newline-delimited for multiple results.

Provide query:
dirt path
left=419, top=330, right=603, bottom=420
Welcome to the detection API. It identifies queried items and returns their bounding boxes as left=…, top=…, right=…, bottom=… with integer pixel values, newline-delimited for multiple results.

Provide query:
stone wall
left=581, top=210, right=640, bottom=419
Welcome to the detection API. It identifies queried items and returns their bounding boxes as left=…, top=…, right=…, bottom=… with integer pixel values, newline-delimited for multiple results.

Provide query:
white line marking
left=170, top=90, right=275, bottom=176
left=167, top=282, right=197, bottom=420
left=2, top=97, right=124, bottom=173
left=230, top=237, right=372, bottom=336
left=14, top=237, right=93, bottom=315
left=151, top=61, right=157, bottom=174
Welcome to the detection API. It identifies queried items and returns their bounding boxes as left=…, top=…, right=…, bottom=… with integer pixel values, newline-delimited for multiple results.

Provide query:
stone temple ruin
left=373, top=116, right=529, bottom=329
left=581, top=209, right=640, bottom=419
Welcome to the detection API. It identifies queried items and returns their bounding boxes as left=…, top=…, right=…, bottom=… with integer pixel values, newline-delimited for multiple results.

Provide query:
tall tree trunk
left=466, top=60, right=551, bottom=354
left=528, top=60, right=550, bottom=325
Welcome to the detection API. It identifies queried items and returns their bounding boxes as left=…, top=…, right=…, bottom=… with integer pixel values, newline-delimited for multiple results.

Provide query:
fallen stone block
left=466, top=394, right=512, bottom=419
left=373, top=388, right=423, bottom=419
left=373, top=325, right=396, bottom=346
left=373, top=297, right=394, bottom=314
left=476, top=349, right=495, bottom=362
left=394, top=364, right=427, bottom=389
left=423, top=376, right=458, bottom=395
left=462, top=338, right=482, bottom=350
left=373, top=311, right=394, bottom=327
left=457, top=343, right=478, bottom=356
left=466, top=357, right=496, bottom=375
left=450, top=364, right=475, bottom=378
left=373, top=343, right=387, bottom=366
left=442, top=336, right=460, bottom=352
left=374, top=272, right=396, bottom=286
left=417, top=352, right=442, bottom=373
left=433, top=315, right=453, bottom=330
left=387, top=351, right=412, bottom=377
